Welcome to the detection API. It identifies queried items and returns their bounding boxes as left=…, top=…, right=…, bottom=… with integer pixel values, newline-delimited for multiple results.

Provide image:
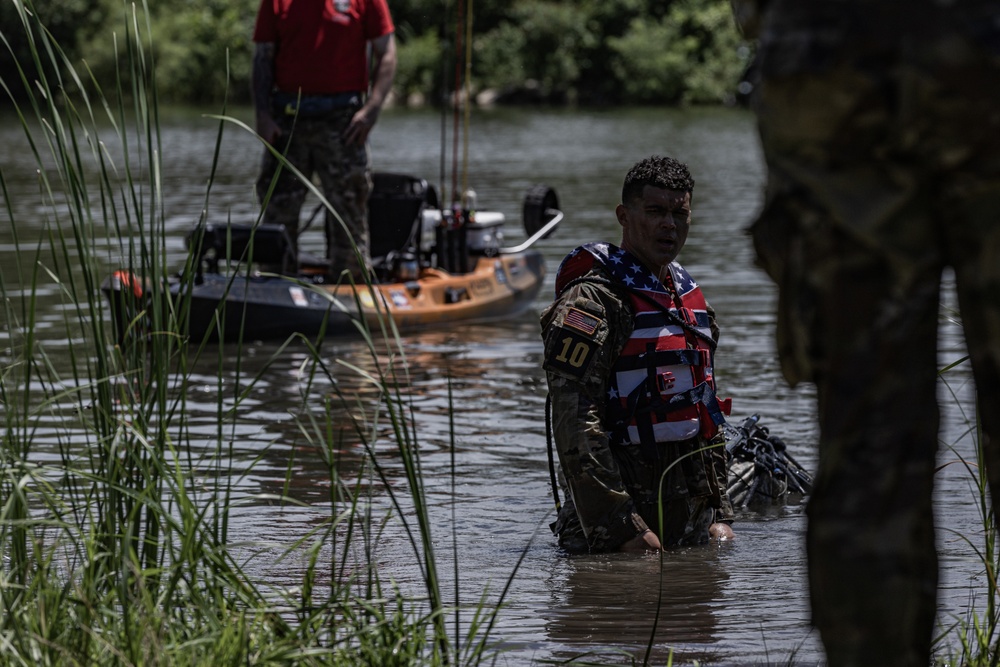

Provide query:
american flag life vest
left=554, top=242, right=731, bottom=448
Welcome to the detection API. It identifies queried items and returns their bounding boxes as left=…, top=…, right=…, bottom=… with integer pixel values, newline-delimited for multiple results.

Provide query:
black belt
left=273, top=91, right=362, bottom=117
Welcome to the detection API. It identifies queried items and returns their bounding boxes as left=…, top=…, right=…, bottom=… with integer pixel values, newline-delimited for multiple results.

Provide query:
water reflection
left=187, top=316, right=548, bottom=509
left=545, top=550, right=731, bottom=665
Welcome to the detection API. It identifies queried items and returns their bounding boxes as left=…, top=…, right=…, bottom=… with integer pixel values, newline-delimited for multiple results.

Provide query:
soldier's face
left=616, top=185, right=691, bottom=275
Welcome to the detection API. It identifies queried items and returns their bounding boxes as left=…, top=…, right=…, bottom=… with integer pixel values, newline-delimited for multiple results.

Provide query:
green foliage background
left=1, top=0, right=751, bottom=106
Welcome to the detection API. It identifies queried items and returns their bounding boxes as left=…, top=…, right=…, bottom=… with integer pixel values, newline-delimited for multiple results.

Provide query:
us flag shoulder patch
left=564, top=307, right=600, bottom=337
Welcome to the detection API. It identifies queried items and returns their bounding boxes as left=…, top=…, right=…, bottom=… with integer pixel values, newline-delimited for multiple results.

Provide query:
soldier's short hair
left=622, top=156, right=695, bottom=206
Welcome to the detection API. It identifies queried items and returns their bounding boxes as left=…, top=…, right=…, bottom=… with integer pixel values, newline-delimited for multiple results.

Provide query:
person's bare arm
left=252, top=42, right=281, bottom=144
left=344, top=33, right=397, bottom=145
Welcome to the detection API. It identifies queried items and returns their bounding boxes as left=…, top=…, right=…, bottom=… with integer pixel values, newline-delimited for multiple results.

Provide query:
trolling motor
left=723, top=414, right=814, bottom=509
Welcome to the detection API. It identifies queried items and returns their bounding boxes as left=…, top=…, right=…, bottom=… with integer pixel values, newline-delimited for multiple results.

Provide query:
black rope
left=545, top=392, right=561, bottom=512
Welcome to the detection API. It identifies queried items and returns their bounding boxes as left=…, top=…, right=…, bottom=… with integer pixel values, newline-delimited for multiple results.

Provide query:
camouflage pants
left=751, top=4, right=1000, bottom=665
left=256, top=107, right=372, bottom=278
left=554, top=437, right=731, bottom=553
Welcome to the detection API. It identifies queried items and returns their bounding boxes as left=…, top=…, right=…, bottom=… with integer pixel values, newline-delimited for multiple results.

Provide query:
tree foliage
left=609, top=0, right=747, bottom=104
left=0, top=0, right=752, bottom=107
left=0, top=0, right=111, bottom=99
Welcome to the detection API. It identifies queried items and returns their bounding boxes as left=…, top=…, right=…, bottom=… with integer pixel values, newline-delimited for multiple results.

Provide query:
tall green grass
left=935, top=347, right=999, bottom=667
left=0, top=2, right=525, bottom=664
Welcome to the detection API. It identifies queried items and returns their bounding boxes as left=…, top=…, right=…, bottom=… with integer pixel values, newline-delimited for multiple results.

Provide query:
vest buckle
left=656, top=371, right=677, bottom=393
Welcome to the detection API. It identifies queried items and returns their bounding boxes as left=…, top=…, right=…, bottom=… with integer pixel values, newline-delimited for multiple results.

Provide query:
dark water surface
left=0, top=106, right=985, bottom=665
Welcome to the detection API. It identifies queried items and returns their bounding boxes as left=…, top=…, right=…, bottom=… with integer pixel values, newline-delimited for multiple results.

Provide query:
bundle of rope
left=722, top=414, right=814, bottom=509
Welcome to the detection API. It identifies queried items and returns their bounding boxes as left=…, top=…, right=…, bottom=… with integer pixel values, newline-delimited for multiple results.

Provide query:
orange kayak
left=102, top=173, right=561, bottom=342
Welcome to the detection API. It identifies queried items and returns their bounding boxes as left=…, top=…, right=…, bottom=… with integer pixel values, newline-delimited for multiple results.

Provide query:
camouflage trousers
left=751, top=4, right=1000, bottom=665
left=256, top=107, right=372, bottom=279
left=554, top=437, right=732, bottom=553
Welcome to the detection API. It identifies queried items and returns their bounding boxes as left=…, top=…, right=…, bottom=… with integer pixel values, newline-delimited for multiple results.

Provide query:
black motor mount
left=522, top=185, right=560, bottom=239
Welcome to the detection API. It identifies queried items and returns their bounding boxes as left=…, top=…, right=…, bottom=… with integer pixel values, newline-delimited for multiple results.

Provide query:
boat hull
left=103, top=250, right=546, bottom=342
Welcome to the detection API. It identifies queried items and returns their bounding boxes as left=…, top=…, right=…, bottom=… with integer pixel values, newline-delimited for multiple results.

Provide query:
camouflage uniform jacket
left=541, top=247, right=731, bottom=552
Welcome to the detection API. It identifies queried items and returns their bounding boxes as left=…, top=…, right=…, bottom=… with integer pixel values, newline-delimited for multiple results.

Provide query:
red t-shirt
left=253, top=0, right=394, bottom=95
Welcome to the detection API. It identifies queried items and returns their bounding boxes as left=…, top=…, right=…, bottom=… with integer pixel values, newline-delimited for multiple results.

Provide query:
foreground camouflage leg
left=754, top=167, right=942, bottom=666
left=751, top=61, right=944, bottom=667
left=805, top=236, right=941, bottom=667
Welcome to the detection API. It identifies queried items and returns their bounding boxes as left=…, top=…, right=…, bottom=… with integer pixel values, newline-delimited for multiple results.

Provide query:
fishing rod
left=462, top=0, right=473, bottom=207
left=450, top=0, right=463, bottom=208
left=439, top=0, right=473, bottom=211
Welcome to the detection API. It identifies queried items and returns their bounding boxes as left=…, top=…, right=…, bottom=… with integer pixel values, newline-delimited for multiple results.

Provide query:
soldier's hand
left=619, top=530, right=662, bottom=553
left=344, top=106, right=378, bottom=145
left=709, top=522, right=735, bottom=541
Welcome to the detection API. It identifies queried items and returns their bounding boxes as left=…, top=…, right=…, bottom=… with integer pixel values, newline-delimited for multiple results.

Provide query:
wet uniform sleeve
left=540, top=279, right=647, bottom=551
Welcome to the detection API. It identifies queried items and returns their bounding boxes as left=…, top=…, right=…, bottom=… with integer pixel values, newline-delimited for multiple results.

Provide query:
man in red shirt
left=252, top=0, right=396, bottom=279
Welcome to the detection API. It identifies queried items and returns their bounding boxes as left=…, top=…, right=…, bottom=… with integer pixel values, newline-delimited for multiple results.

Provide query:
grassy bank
left=935, top=352, right=1000, bottom=667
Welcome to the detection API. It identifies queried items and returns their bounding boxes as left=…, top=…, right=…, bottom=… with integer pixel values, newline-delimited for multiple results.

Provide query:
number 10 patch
left=544, top=307, right=601, bottom=379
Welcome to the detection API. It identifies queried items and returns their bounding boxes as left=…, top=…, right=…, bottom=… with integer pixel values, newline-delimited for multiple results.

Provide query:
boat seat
left=186, top=222, right=295, bottom=274
left=368, top=172, right=438, bottom=261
